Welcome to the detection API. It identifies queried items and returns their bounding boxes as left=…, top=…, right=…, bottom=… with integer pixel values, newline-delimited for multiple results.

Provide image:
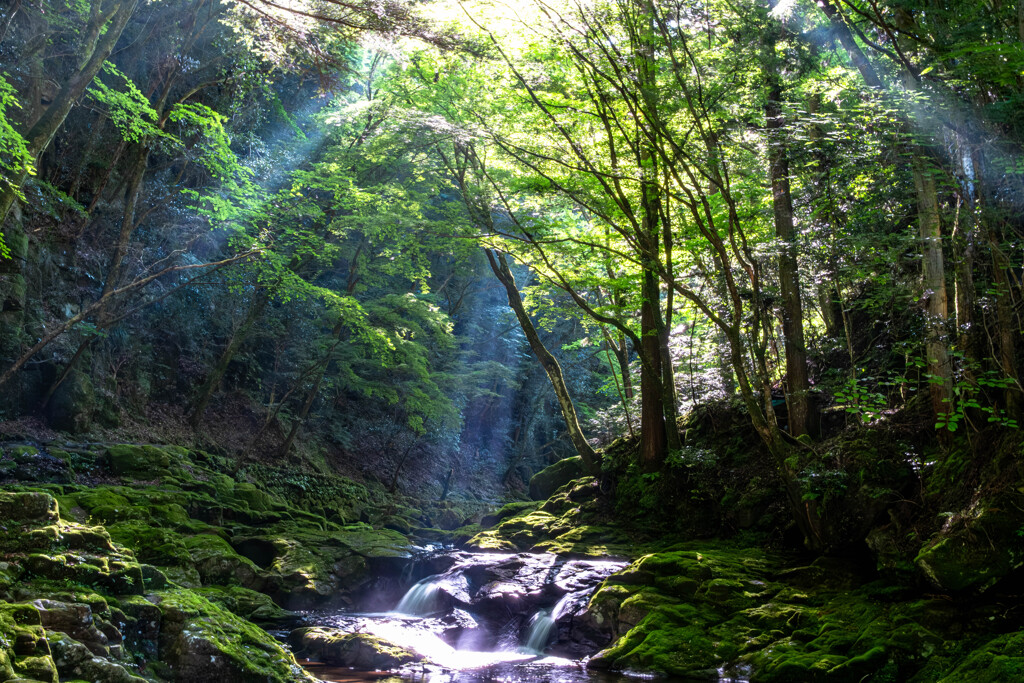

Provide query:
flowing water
left=299, top=551, right=664, bottom=683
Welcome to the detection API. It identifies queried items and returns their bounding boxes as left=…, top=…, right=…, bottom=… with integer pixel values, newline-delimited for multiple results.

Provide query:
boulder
left=0, top=491, right=59, bottom=524
left=47, top=631, right=146, bottom=683
left=289, top=628, right=422, bottom=670
left=31, top=600, right=109, bottom=655
left=915, top=493, right=1024, bottom=592
left=105, top=445, right=174, bottom=479
left=529, top=457, right=586, bottom=501
left=153, top=589, right=315, bottom=682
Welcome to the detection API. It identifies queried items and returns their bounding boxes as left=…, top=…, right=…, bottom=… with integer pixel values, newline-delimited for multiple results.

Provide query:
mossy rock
left=153, top=589, right=315, bottom=682
left=195, top=586, right=300, bottom=628
left=289, top=627, right=422, bottom=670
left=479, top=501, right=539, bottom=528
left=0, top=491, right=59, bottom=524
left=47, top=631, right=146, bottom=682
left=232, top=483, right=276, bottom=512
left=183, top=534, right=262, bottom=589
left=105, top=445, right=178, bottom=480
left=23, top=554, right=145, bottom=596
left=0, top=601, right=57, bottom=683
left=938, top=632, right=1024, bottom=682
left=529, top=456, right=586, bottom=501
left=915, top=493, right=1024, bottom=592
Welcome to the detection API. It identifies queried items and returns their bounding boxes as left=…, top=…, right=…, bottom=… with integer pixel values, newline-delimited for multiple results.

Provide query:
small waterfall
left=520, top=594, right=573, bottom=654
left=395, top=575, right=442, bottom=615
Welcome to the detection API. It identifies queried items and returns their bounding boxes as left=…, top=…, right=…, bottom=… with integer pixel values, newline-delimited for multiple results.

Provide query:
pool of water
left=302, top=656, right=656, bottom=683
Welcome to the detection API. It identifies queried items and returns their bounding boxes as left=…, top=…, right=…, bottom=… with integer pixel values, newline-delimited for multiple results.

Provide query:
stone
left=0, top=491, right=59, bottom=523
left=915, top=493, right=1024, bottom=592
left=289, top=628, right=422, bottom=670
left=529, top=457, right=586, bottom=501
left=32, top=600, right=109, bottom=655
left=154, top=589, right=314, bottom=682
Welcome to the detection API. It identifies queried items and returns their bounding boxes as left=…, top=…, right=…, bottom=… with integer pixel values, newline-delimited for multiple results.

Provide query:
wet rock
left=289, top=627, right=422, bottom=670
left=529, top=457, right=585, bottom=501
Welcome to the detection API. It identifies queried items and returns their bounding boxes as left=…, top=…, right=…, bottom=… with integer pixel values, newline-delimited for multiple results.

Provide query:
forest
left=0, top=0, right=1022, bottom=681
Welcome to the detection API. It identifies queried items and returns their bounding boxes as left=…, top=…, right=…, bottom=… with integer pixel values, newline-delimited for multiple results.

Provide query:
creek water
left=298, top=551, right=672, bottom=683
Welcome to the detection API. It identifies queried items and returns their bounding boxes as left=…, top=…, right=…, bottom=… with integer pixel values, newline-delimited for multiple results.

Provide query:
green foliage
left=87, top=63, right=165, bottom=143
left=0, top=73, right=33, bottom=257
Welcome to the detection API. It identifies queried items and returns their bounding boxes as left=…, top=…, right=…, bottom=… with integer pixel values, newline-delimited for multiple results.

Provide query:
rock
left=915, top=493, right=1024, bottom=592
left=31, top=599, right=109, bottom=655
left=0, top=602, right=57, bottom=683
left=105, top=444, right=173, bottom=479
left=46, top=370, right=96, bottom=433
left=154, top=589, right=315, bottom=682
left=289, top=628, right=422, bottom=670
left=184, top=534, right=264, bottom=590
left=47, top=631, right=146, bottom=683
left=0, top=491, right=59, bottom=523
left=480, top=501, right=539, bottom=528
left=529, top=457, right=586, bottom=501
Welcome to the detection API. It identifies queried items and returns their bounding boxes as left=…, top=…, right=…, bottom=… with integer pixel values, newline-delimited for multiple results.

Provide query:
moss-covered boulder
left=46, top=631, right=146, bottom=683
left=196, top=585, right=301, bottom=628
left=0, top=601, right=57, bottom=683
left=0, top=491, right=59, bottom=523
left=289, top=627, right=422, bottom=670
left=529, top=457, right=586, bottom=501
left=915, top=493, right=1024, bottom=592
left=154, top=589, right=316, bottom=682
left=938, top=631, right=1024, bottom=681
left=106, top=444, right=176, bottom=479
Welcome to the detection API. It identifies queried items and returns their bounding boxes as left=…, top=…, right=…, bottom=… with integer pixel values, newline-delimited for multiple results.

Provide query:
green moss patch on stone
left=153, top=588, right=316, bottom=682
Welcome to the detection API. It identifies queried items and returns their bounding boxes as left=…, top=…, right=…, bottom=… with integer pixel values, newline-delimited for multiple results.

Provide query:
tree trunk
left=0, top=0, right=138, bottom=352
left=911, top=155, right=953, bottom=419
left=817, top=0, right=953, bottom=421
left=763, top=24, right=812, bottom=438
left=485, top=249, right=601, bottom=474
left=0, top=0, right=138, bottom=225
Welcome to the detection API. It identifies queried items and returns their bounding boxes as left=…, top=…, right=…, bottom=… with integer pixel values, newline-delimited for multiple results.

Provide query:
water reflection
left=303, top=657, right=654, bottom=683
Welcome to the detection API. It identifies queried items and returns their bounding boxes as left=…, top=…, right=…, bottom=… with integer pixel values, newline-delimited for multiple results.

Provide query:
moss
left=106, top=521, right=193, bottom=569
left=106, top=445, right=173, bottom=479
left=0, top=601, right=57, bottom=683
left=290, top=627, right=422, bottom=669
left=529, top=456, right=587, bottom=501
left=479, top=501, right=540, bottom=528
left=0, top=491, right=59, bottom=524
left=195, top=585, right=297, bottom=626
left=937, top=632, right=1024, bottom=682
left=154, top=588, right=314, bottom=682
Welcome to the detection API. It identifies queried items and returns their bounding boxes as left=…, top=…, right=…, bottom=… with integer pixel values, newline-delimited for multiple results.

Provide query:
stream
left=295, top=550, right=664, bottom=683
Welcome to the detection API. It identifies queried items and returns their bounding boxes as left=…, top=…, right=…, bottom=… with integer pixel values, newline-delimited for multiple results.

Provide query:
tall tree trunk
left=817, top=0, right=952, bottom=421
left=485, top=249, right=601, bottom=474
left=639, top=267, right=668, bottom=471
left=763, top=20, right=812, bottom=438
left=911, top=155, right=953, bottom=419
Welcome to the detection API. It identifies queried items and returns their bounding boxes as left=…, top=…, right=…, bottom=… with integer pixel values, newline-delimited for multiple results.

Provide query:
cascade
left=521, top=593, right=574, bottom=654
left=306, top=552, right=628, bottom=680
left=394, top=575, right=443, bottom=615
